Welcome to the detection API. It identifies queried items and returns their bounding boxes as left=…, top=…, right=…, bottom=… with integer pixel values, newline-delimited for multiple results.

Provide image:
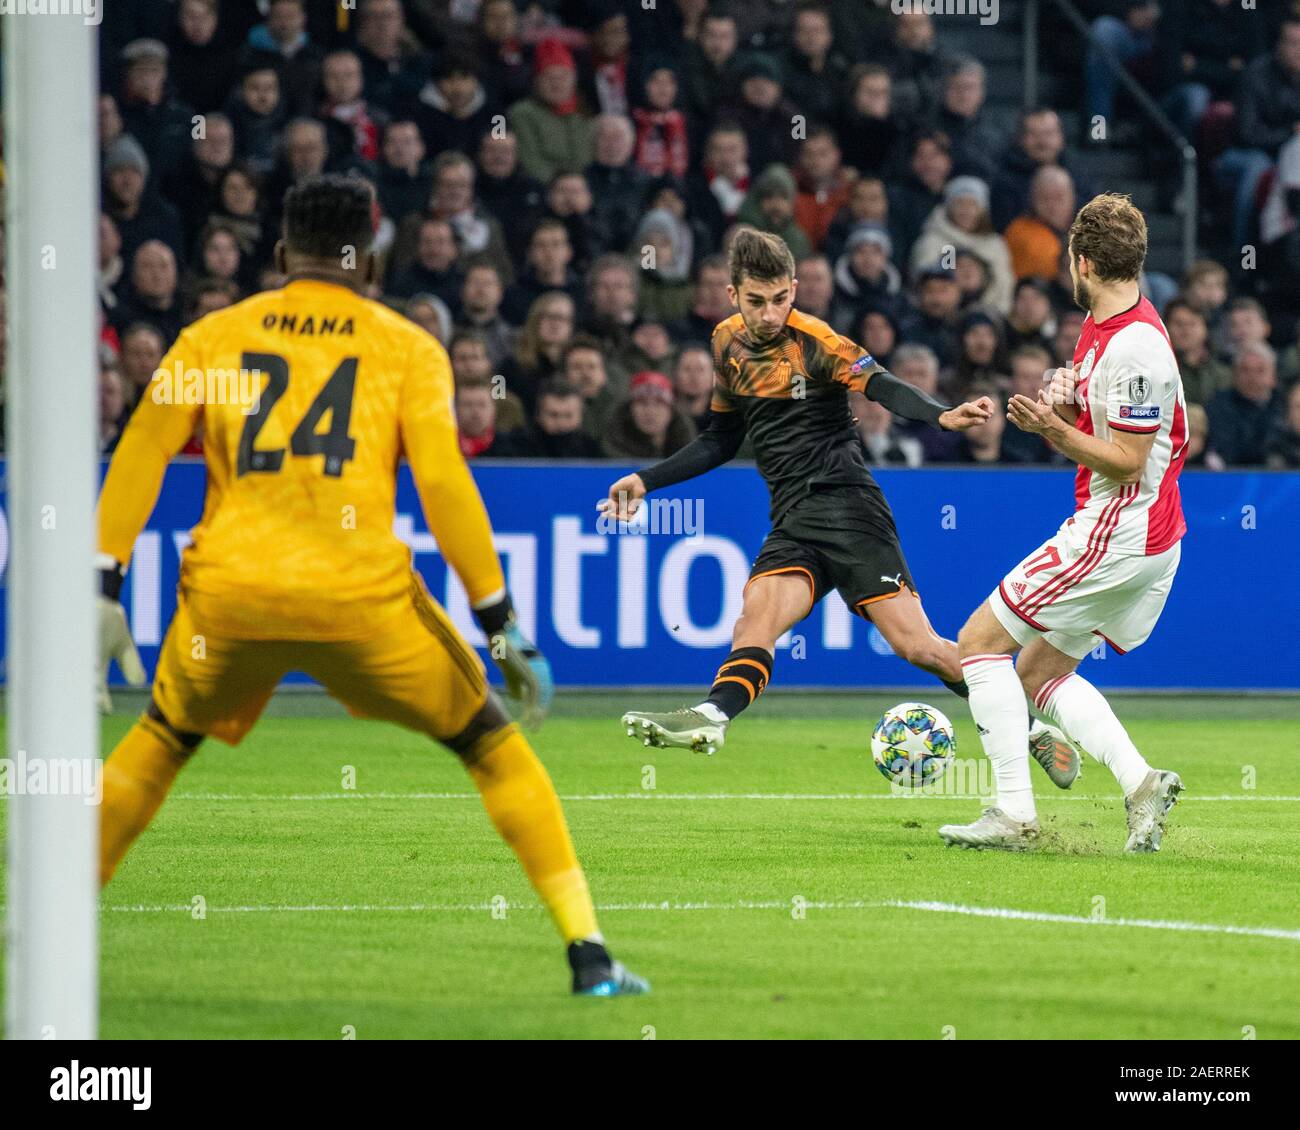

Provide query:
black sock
left=568, top=940, right=613, bottom=991
left=706, top=646, right=774, bottom=719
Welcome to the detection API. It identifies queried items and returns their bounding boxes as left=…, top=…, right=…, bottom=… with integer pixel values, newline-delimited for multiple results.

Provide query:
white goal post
left=4, top=7, right=100, bottom=1039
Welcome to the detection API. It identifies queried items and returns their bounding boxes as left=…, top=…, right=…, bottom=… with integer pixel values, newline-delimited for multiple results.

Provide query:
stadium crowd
left=34, top=0, right=1300, bottom=468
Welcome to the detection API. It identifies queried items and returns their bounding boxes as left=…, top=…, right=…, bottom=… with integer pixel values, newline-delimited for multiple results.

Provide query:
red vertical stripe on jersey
left=1072, top=408, right=1096, bottom=509
left=1145, top=395, right=1188, bottom=554
left=1066, top=317, right=1097, bottom=512
left=1072, top=336, right=1097, bottom=512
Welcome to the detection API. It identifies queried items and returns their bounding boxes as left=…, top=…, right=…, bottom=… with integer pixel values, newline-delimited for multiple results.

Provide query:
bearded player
left=600, top=229, right=1078, bottom=789
left=96, top=175, right=646, bottom=996
left=940, top=194, right=1187, bottom=853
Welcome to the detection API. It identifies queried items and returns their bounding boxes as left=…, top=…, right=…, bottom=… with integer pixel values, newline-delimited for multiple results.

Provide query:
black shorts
left=749, top=484, right=914, bottom=619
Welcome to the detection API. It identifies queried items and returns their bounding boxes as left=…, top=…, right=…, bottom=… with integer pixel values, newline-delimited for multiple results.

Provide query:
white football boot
left=1124, top=769, right=1183, bottom=853
left=622, top=707, right=727, bottom=756
left=938, top=806, right=1041, bottom=850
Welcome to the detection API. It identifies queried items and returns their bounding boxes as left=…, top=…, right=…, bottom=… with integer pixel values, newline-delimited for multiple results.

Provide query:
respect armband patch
left=1119, top=404, right=1160, bottom=420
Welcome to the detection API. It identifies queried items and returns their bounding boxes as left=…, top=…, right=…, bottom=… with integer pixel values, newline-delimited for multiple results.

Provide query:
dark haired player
left=96, top=175, right=647, bottom=996
left=602, top=230, right=1079, bottom=787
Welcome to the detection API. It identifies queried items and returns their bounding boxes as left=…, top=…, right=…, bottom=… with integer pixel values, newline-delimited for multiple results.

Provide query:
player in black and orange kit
left=602, top=230, right=1079, bottom=787
left=96, top=175, right=646, bottom=996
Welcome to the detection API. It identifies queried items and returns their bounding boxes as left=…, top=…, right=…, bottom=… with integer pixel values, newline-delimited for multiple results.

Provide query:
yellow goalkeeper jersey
left=98, top=278, right=505, bottom=640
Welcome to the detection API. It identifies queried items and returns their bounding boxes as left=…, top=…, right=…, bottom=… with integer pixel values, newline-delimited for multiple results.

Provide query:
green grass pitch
left=3, top=690, right=1299, bottom=1040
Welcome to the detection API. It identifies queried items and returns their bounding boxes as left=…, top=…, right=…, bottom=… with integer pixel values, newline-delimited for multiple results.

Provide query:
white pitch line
left=167, top=791, right=1300, bottom=803
left=879, top=900, right=1300, bottom=942
left=96, top=898, right=1300, bottom=942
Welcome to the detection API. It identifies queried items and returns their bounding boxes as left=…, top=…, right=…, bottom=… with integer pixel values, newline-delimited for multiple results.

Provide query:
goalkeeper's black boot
left=568, top=940, right=651, bottom=997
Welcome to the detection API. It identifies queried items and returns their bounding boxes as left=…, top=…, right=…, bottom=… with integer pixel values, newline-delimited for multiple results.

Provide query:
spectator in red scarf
left=686, top=121, right=750, bottom=247
left=456, top=379, right=500, bottom=458
left=476, top=0, right=532, bottom=107
left=100, top=313, right=122, bottom=362
left=582, top=6, right=631, bottom=118
left=632, top=60, right=690, bottom=180
left=320, top=49, right=384, bottom=162
left=508, top=38, right=595, bottom=183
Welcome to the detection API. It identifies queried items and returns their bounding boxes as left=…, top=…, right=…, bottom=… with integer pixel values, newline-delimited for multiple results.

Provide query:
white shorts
left=989, top=528, right=1181, bottom=660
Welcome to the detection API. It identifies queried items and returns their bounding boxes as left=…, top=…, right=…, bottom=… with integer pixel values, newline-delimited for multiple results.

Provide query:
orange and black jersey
left=709, top=309, right=884, bottom=520
left=708, top=308, right=885, bottom=399
left=638, top=308, right=951, bottom=522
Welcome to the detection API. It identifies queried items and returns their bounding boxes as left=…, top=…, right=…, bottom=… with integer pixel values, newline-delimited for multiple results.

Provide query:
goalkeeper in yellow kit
left=96, top=175, right=646, bottom=997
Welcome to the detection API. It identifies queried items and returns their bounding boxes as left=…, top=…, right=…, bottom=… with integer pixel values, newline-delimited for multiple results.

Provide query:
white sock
left=1035, top=672, right=1150, bottom=796
left=962, top=654, right=1036, bottom=822
left=693, top=702, right=728, bottom=724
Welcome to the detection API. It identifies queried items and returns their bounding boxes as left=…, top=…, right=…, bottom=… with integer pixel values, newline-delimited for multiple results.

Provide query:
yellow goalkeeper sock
left=100, top=715, right=191, bottom=887
left=464, top=726, right=600, bottom=945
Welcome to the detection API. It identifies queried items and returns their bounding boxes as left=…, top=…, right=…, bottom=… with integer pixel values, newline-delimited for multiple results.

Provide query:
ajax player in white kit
left=941, top=194, right=1188, bottom=853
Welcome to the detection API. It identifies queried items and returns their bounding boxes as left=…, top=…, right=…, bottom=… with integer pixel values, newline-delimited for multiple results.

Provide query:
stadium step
left=1145, top=242, right=1189, bottom=278
left=947, top=5, right=1186, bottom=276
left=1147, top=213, right=1184, bottom=244
left=936, top=22, right=1023, bottom=64
left=983, top=59, right=1026, bottom=97
left=1080, top=147, right=1151, bottom=181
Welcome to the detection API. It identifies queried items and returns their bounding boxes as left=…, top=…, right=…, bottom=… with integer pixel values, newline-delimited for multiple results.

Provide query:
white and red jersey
left=1066, top=296, right=1188, bottom=557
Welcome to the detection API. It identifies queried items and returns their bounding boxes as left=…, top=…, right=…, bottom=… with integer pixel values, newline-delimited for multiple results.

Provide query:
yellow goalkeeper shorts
left=151, top=575, right=488, bottom=745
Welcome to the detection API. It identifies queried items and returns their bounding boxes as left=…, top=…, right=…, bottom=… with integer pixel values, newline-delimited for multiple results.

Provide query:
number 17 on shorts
left=989, top=529, right=1181, bottom=661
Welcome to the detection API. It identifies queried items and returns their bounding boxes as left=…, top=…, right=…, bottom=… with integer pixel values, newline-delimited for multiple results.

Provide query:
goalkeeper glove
left=474, top=594, right=554, bottom=729
left=97, top=557, right=146, bottom=714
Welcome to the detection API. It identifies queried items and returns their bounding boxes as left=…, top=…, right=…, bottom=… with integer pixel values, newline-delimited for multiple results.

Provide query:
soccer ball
left=871, top=702, right=955, bottom=788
